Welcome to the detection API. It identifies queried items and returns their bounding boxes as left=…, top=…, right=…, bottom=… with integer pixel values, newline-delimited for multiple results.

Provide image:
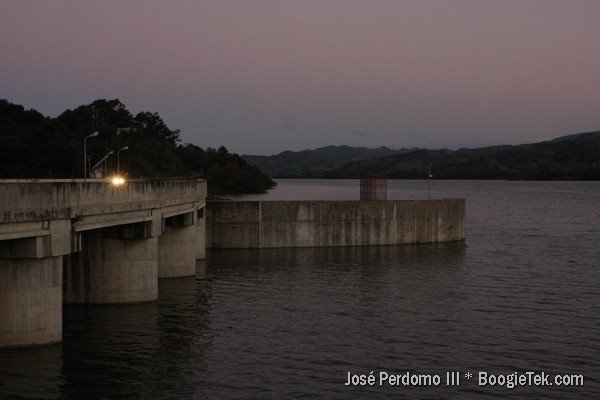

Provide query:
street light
left=91, top=150, right=113, bottom=178
left=83, top=131, right=99, bottom=182
left=117, top=146, right=129, bottom=174
left=110, top=176, right=126, bottom=186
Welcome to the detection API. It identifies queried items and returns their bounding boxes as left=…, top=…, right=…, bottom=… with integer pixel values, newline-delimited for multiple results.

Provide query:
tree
left=0, top=99, right=278, bottom=194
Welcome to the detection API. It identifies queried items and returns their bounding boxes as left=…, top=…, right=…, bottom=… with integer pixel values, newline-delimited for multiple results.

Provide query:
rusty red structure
left=360, top=178, right=387, bottom=200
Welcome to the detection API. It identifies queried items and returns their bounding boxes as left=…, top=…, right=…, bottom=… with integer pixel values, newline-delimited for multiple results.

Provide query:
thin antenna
left=428, top=163, right=433, bottom=200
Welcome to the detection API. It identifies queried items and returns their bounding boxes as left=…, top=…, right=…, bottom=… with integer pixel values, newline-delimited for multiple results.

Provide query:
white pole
left=83, top=131, right=98, bottom=182
left=428, top=163, right=432, bottom=200
left=117, top=146, right=129, bottom=175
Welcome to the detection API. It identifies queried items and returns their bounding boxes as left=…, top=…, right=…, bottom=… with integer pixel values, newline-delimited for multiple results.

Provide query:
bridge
left=0, top=179, right=207, bottom=348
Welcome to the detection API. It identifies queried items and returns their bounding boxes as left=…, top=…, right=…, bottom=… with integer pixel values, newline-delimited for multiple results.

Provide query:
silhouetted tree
left=0, top=99, right=277, bottom=194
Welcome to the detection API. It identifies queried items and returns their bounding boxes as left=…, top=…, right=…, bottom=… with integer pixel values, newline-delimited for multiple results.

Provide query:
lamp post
left=91, top=151, right=113, bottom=178
left=117, top=146, right=129, bottom=174
left=83, top=131, right=99, bottom=182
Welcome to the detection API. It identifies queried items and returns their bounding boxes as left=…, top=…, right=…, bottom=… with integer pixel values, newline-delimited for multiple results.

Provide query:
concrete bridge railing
left=0, top=179, right=207, bottom=348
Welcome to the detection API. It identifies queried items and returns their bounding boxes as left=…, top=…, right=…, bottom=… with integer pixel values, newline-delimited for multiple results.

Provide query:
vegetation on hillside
left=243, top=145, right=416, bottom=177
left=321, top=132, right=600, bottom=180
left=178, top=144, right=276, bottom=195
left=243, top=132, right=600, bottom=181
left=0, top=99, right=276, bottom=195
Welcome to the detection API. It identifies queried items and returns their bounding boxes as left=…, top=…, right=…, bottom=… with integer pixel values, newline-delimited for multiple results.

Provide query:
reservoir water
left=1, top=180, right=599, bottom=399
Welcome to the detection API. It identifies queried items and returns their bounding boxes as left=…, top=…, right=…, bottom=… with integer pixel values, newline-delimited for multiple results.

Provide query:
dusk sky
left=1, top=0, right=599, bottom=155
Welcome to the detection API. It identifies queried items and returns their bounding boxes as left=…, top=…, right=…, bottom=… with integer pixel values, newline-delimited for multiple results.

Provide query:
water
left=1, top=180, right=599, bottom=399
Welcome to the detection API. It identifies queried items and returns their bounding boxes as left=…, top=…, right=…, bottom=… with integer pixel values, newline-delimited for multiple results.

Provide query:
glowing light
left=110, top=176, right=126, bottom=186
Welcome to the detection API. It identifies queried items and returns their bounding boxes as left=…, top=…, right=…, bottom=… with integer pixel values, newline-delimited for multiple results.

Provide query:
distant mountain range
left=243, top=145, right=418, bottom=177
left=243, top=131, right=600, bottom=180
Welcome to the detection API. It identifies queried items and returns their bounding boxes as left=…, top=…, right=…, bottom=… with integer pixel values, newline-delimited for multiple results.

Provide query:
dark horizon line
left=241, top=130, right=600, bottom=157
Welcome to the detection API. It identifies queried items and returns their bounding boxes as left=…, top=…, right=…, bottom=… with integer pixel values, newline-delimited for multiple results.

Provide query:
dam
left=0, top=179, right=465, bottom=349
left=206, top=199, right=465, bottom=249
left=0, top=179, right=207, bottom=348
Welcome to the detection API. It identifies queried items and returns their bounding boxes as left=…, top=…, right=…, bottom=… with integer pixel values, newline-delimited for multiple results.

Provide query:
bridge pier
left=158, top=212, right=196, bottom=278
left=0, top=256, right=63, bottom=348
left=66, top=223, right=158, bottom=303
left=0, top=178, right=207, bottom=348
left=196, top=206, right=206, bottom=260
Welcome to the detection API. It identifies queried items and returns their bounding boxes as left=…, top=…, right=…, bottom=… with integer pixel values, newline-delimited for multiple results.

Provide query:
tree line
left=0, top=99, right=276, bottom=195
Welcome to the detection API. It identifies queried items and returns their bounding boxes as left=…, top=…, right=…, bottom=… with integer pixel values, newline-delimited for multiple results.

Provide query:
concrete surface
left=0, top=179, right=206, bottom=348
left=0, top=256, right=62, bottom=348
left=66, top=230, right=158, bottom=303
left=158, top=217, right=197, bottom=278
left=195, top=206, right=206, bottom=260
left=207, top=199, right=465, bottom=248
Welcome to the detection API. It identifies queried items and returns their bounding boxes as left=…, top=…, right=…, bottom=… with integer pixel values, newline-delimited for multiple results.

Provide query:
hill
left=243, top=145, right=416, bottom=177
left=322, top=132, right=600, bottom=180
left=0, top=99, right=275, bottom=195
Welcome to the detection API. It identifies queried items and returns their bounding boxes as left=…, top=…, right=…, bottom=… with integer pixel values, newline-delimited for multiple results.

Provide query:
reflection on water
left=61, top=301, right=160, bottom=399
left=1, top=180, right=599, bottom=399
left=0, top=263, right=211, bottom=400
left=0, top=345, right=63, bottom=399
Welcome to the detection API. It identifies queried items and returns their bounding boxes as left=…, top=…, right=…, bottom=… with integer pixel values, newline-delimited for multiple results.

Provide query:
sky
left=1, top=0, right=599, bottom=155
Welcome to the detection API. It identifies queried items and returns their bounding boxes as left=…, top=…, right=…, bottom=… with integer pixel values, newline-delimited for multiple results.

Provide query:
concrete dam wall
left=207, top=199, right=465, bottom=249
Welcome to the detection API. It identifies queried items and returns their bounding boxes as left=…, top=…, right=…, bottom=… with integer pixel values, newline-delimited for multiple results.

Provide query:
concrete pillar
left=0, top=256, right=62, bottom=348
left=66, top=228, right=158, bottom=304
left=158, top=213, right=196, bottom=278
left=195, top=206, right=206, bottom=260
